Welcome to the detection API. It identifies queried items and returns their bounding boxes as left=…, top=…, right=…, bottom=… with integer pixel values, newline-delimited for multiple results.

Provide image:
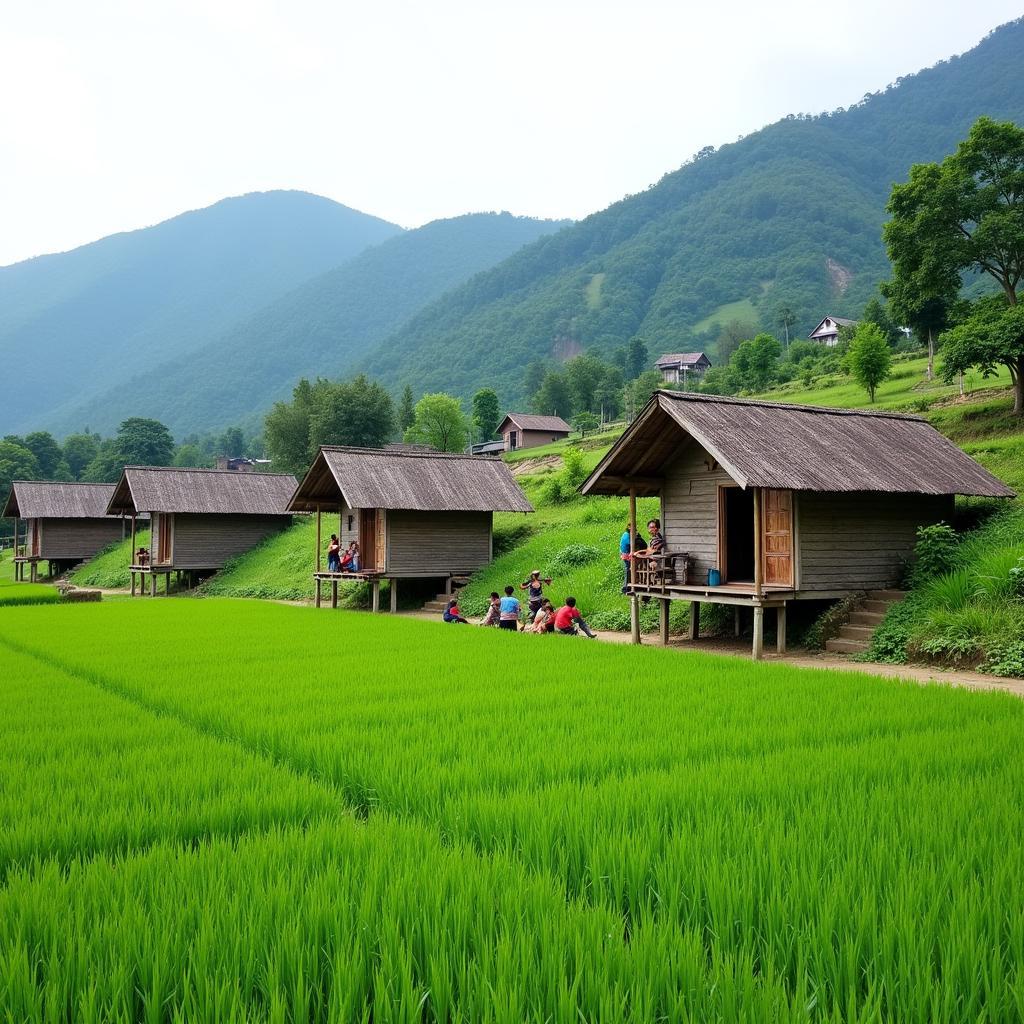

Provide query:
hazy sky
left=1, top=1, right=1020, bottom=266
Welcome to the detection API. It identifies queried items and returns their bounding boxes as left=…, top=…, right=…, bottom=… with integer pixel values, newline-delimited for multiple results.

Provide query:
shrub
left=865, top=595, right=922, bottom=664
left=983, top=638, right=1024, bottom=679
left=803, top=592, right=865, bottom=650
left=904, top=522, right=959, bottom=586
left=548, top=544, right=602, bottom=573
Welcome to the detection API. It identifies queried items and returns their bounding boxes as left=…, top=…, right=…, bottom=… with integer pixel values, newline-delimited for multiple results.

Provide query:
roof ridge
left=13, top=480, right=113, bottom=487
left=321, top=445, right=493, bottom=461
left=656, top=390, right=923, bottom=422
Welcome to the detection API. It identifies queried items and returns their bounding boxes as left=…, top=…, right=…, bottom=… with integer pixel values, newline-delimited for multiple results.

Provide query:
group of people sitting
left=443, top=570, right=597, bottom=637
left=326, top=535, right=360, bottom=573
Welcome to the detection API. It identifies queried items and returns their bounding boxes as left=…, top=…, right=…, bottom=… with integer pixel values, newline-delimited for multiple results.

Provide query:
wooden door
left=156, top=513, right=173, bottom=564
left=359, top=509, right=376, bottom=572
left=375, top=509, right=387, bottom=572
left=30, top=520, right=40, bottom=556
left=761, top=489, right=794, bottom=587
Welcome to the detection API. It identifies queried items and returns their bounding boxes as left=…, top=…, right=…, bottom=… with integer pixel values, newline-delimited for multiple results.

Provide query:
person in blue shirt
left=619, top=523, right=646, bottom=593
left=498, top=585, right=521, bottom=631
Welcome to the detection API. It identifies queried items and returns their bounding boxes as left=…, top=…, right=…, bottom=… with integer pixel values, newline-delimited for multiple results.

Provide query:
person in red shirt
left=553, top=596, right=597, bottom=638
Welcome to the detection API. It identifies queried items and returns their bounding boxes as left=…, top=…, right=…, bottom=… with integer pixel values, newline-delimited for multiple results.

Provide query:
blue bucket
left=707, top=568, right=721, bottom=587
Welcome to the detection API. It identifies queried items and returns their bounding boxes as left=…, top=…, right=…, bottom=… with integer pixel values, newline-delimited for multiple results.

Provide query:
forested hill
left=50, top=212, right=570, bottom=437
left=0, top=191, right=401, bottom=436
left=362, top=17, right=1024, bottom=406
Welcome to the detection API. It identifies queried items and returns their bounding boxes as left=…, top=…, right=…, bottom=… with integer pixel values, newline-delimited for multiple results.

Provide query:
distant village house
left=808, top=316, right=857, bottom=346
left=497, top=413, right=571, bottom=452
left=655, top=352, right=711, bottom=386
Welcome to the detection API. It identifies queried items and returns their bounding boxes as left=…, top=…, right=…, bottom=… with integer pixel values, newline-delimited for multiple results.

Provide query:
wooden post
left=130, top=514, right=136, bottom=596
left=445, top=576, right=453, bottom=596
left=151, top=573, right=157, bottom=597
left=315, top=505, right=322, bottom=608
left=331, top=579, right=338, bottom=609
left=752, top=605, right=764, bottom=660
left=777, top=605, right=787, bottom=654
left=688, top=601, right=700, bottom=641
left=371, top=579, right=380, bottom=613
left=630, top=595, right=641, bottom=644
left=628, top=486, right=640, bottom=644
left=659, top=599, right=670, bottom=645
left=390, top=579, right=398, bottom=613
left=131, top=571, right=136, bottom=598
left=734, top=607, right=741, bottom=637
left=753, top=486, right=763, bottom=600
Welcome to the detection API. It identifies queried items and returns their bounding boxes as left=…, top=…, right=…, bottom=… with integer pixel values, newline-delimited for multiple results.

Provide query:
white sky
left=1, top=1, right=1021, bottom=267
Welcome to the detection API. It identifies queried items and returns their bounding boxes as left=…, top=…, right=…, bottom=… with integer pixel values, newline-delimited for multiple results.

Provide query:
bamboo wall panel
left=37, top=518, right=124, bottom=560
left=386, top=511, right=491, bottom=576
left=170, top=514, right=291, bottom=569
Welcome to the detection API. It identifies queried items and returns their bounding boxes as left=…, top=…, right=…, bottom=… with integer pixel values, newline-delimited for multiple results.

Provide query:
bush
left=904, top=522, right=959, bottom=586
left=983, top=638, right=1024, bottom=679
left=548, top=544, right=602, bottom=574
left=803, top=592, right=865, bottom=650
left=865, top=595, right=922, bottom=664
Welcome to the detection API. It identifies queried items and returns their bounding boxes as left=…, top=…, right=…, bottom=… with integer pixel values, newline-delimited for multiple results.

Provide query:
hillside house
left=581, top=391, right=1013, bottom=658
left=497, top=413, right=571, bottom=452
left=106, top=466, right=297, bottom=595
left=655, top=352, right=711, bottom=386
left=3, top=481, right=130, bottom=581
left=809, top=316, right=857, bottom=346
left=288, top=446, right=532, bottom=610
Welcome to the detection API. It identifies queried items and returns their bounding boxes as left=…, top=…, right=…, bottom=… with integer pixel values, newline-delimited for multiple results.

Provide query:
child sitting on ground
left=553, top=596, right=597, bottom=638
left=443, top=598, right=469, bottom=624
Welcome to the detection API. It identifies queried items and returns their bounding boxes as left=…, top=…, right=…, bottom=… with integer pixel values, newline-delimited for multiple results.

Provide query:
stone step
left=825, top=638, right=870, bottom=655
left=849, top=610, right=886, bottom=627
left=867, top=589, right=906, bottom=602
left=838, top=624, right=875, bottom=641
left=861, top=599, right=892, bottom=615
left=423, top=600, right=449, bottom=612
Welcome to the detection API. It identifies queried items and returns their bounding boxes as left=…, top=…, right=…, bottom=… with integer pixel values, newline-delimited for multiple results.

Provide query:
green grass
left=692, top=296, right=759, bottom=333
left=68, top=530, right=149, bottom=590
left=0, top=554, right=59, bottom=606
left=3, top=599, right=1024, bottom=1020
left=584, top=271, right=605, bottom=309
left=501, top=425, right=623, bottom=463
left=760, top=355, right=1013, bottom=410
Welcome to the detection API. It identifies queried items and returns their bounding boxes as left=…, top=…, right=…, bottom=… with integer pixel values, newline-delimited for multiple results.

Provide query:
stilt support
left=390, top=579, right=398, bottom=613
left=331, top=579, right=339, bottom=609
left=630, top=595, right=641, bottom=644
left=315, top=577, right=322, bottom=608
left=776, top=605, right=787, bottom=654
left=688, top=601, right=700, bottom=641
left=372, top=579, right=380, bottom=613
left=659, top=599, right=670, bottom=645
left=752, top=605, right=764, bottom=660
left=150, top=573, right=157, bottom=597
left=130, top=571, right=136, bottom=598
left=734, top=607, right=741, bottom=637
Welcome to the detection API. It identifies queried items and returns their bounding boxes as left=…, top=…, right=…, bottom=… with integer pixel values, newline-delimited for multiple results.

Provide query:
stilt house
left=581, top=392, right=1014, bottom=657
left=106, top=466, right=297, bottom=595
left=287, top=446, right=532, bottom=610
left=3, top=481, right=129, bottom=581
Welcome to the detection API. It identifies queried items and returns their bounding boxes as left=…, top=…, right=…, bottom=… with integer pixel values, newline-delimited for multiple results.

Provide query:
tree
left=471, top=387, right=501, bottom=440
left=398, top=384, right=416, bottom=434
left=404, top=393, right=467, bottom=452
left=523, top=360, right=548, bottom=399
left=625, top=337, right=649, bottom=381
left=264, top=378, right=316, bottom=477
left=217, top=426, right=245, bottom=457
left=115, top=418, right=175, bottom=467
left=0, top=440, right=40, bottom=500
left=572, top=412, right=599, bottom=437
left=884, top=116, right=1024, bottom=412
left=63, top=433, right=99, bottom=480
left=81, top=440, right=125, bottom=483
left=593, top=366, right=624, bottom=422
left=775, top=306, right=798, bottom=348
left=532, top=371, right=573, bottom=418
left=309, top=375, right=396, bottom=452
left=565, top=354, right=608, bottom=414
left=860, top=297, right=902, bottom=348
left=624, top=370, right=663, bottom=420
left=941, top=297, right=1024, bottom=411
left=23, top=431, right=69, bottom=479
left=727, top=333, right=782, bottom=392
left=172, top=444, right=207, bottom=468
left=847, top=323, right=892, bottom=402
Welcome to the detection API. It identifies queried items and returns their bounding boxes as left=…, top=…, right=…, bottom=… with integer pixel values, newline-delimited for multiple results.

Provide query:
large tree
left=884, top=116, right=1024, bottom=413
left=264, top=378, right=316, bottom=477
left=115, top=418, right=175, bottom=467
left=404, top=393, right=467, bottom=452
left=62, top=433, right=100, bottom=480
left=531, top=371, right=573, bottom=419
left=309, top=375, right=395, bottom=452
left=941, top=297, right=1024, bottom=407
left=398, top=384, right=416, bottom=434
left=471, top=387, right=501, bottom=441
left=23, top=431, right=69, bottom=480
left=0, top=440, right=40, bottom=500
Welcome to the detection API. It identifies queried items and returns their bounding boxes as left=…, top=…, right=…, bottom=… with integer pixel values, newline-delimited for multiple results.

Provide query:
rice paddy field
left=3, top=598, right=1024, bottom=1021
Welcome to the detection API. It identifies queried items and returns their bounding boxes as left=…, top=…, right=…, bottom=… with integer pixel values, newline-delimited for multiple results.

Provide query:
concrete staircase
left=824, top=590, right=905, bottom=655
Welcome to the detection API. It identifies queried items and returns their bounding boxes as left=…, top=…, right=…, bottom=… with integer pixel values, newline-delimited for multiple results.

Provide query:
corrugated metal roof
left=289, top=446, right=534, bottom=512
left=498, top=412, right=571, bottom=433
left=655, top=352, right=708, bottom=367
left=107, top=467, right=298, bottom=515
left=3, top=481, right=118, bottom=519
left=582, top=392, right=1015, bottom=498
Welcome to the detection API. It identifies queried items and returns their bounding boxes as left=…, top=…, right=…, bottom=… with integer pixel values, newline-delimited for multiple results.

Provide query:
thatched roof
left=289, top=446, right=533, bottom=513
left=107, top=467, right=298, bottom=515
left=655, top=352, right=709, bottom=368
left=582, top=392, right=1015, bottom=498
left=3, top=481, right=119, bottom=519
left=497, top=412, right=571, bottom=434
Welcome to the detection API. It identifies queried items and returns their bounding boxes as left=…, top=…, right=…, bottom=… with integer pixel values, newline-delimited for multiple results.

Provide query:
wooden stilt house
left=287, top=446, right=533, bottom=611
left=3, top=481, right=130, bottom=581
left=581, top=392, right=1014, bottom=658
left=105, top=467, right=298, bottom=595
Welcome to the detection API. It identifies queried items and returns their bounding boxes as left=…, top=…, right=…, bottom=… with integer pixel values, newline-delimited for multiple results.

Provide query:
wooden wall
left=170, top=513, right=292, bottom=569
left=797, top=492, right=952, bottom=592
left=660, top=439, right=735, bottom=583
left=504, top=428, right=569, bottom=451
left=386, top=510, right=492, bottom=577
left=37, top=517, right=124, bottom=560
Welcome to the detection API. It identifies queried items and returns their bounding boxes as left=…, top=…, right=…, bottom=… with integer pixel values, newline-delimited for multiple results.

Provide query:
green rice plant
left=918, top=568, right=974, bottom=612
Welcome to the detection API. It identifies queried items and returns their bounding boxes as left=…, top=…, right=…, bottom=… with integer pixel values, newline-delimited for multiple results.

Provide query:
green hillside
left=59, top=213, right=570, bottom=438
left=362, top=18, right=1024, bottom=406
left=1, top=191, right=401, bottom=438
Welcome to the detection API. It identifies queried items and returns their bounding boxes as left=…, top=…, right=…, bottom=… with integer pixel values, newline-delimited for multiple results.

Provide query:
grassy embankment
left=3, top=598, right=1024, bottom=1019
left=0, top=552, right=59, bottom=606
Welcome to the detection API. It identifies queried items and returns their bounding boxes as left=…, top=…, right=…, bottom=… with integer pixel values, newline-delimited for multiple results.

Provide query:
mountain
left=50, top=212, right=570, bottom=437
left=362, top=17, right=1024, bottom=405
left=0, top=191, right=401, bottom=435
